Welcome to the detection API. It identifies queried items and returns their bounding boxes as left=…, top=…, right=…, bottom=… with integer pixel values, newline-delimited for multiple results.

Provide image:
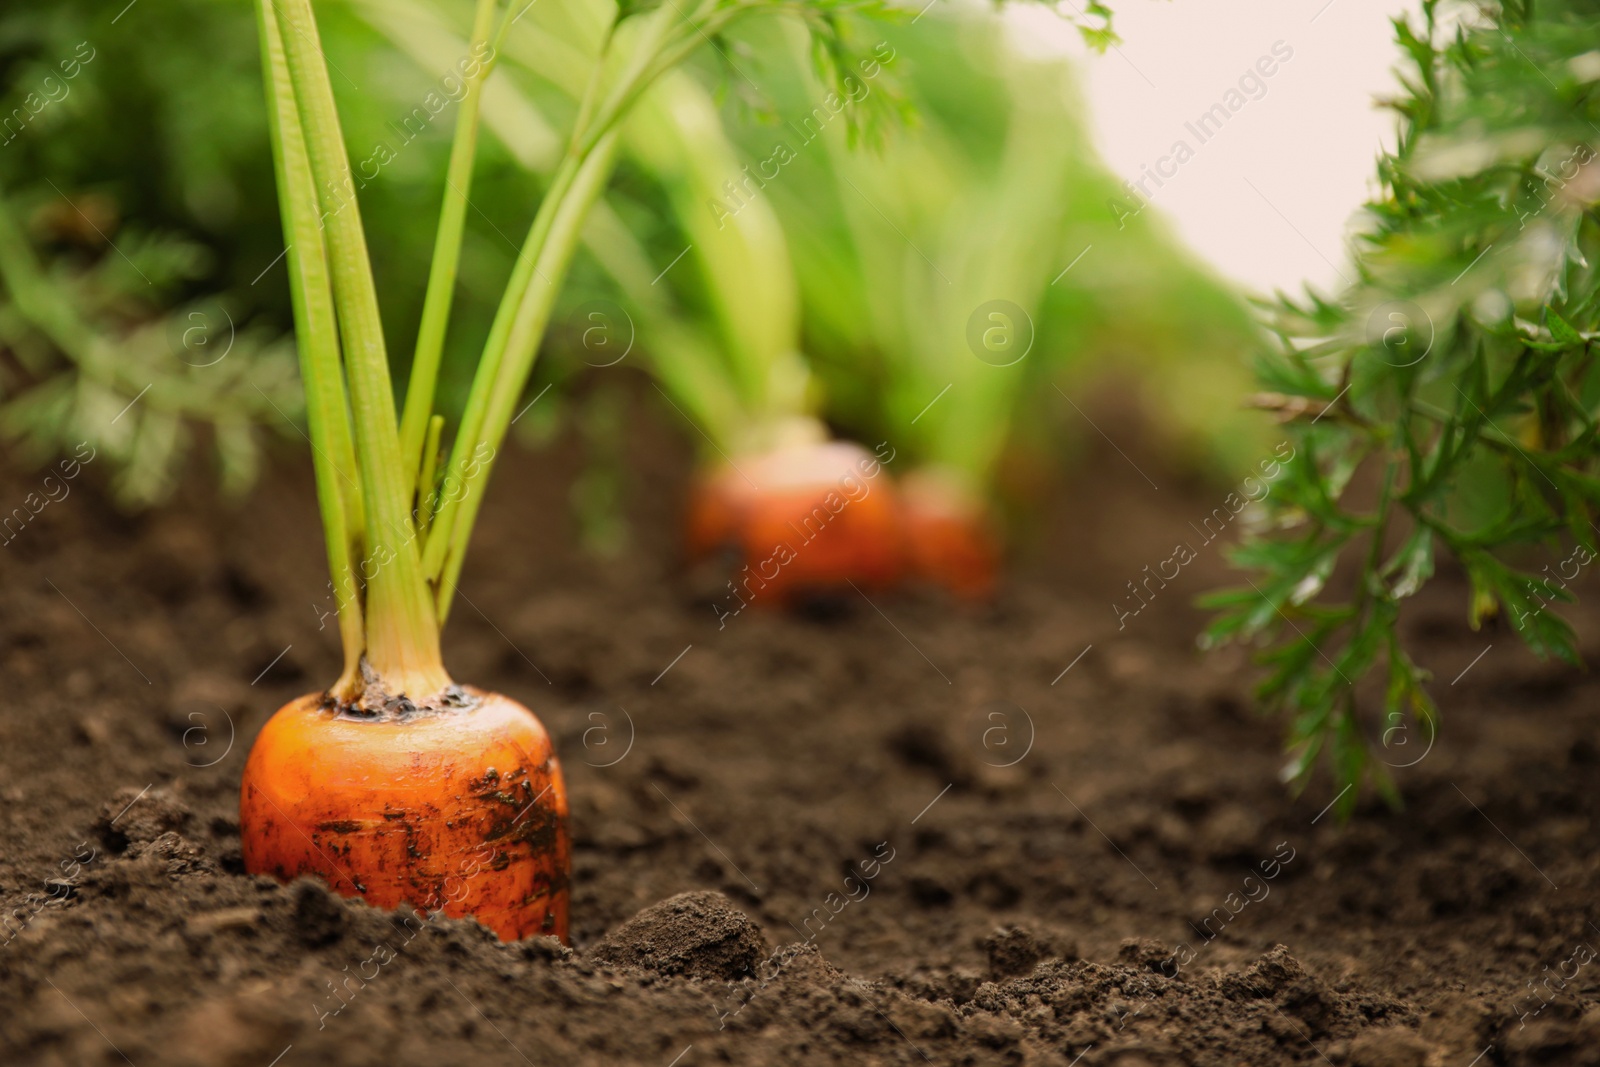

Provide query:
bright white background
left=1007, top=0, right=1422, bottom=298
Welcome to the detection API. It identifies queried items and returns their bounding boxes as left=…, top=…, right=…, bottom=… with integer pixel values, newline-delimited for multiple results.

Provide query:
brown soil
left=3, top=392, right=1599, bottom=1067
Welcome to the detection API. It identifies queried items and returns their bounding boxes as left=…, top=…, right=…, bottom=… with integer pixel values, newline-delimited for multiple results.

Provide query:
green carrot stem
left=417, top=412, right=444, bottom=535
left=434, top=131, right=624, bottom=621
left=565, top=19, right=616, bottom=153
left=629, top=72, right=806, bottom=439
left=255, top=0, right=366, bottom=697
left=397, top=0, right=501, bottom=496
left=420, top=148, right=584, bottom=580
left=422, top=8, right=688, bottom=582
left=274, top=0, right=449, bottom=697
left=570, top=6, right=685, bottom=161
left=579, top=0, right=749, bottom=162
left=419, top=13, right=626, bottom=580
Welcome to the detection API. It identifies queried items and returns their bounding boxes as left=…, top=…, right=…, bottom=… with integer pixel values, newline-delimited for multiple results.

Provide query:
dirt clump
left=590, top=889, right=768, bottom=981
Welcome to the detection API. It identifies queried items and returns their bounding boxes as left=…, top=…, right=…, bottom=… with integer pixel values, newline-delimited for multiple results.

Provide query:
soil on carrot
left=3, top=386, right=1599, bottom=1067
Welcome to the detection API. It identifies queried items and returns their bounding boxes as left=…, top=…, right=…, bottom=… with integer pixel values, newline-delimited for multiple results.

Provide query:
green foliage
left=1205, top=0, right=1600, bottom=814
left=706, top=11, right=1256, bottom=498
left=0, top=0, right=1119, bottom=512
left=0, top=3, right=300, bottom=505
left=0, top=188, right=299, bottom=507
left=1073, top=0, right=1118, bottom=53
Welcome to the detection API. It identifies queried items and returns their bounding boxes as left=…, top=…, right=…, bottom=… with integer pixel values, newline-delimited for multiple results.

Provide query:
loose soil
left=3, top=391, right=1599, bottom=1066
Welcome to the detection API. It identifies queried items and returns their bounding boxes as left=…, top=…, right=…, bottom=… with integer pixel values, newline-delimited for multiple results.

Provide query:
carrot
left=688, top=429, right=903, bottom=607
left=241, top=691, right=569, bottom=939
left=242, top=0, right=573, bottom=942
left=899, top=467, right=1000, bottom=601
left=243, top=0, right=896, bottom=941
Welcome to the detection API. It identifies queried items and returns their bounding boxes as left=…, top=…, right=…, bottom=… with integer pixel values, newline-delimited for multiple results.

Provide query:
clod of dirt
left=983, top=925, right=1055, bottom=979
left=126, top=831, right=215, bottom=879
left=96, top=785, right=191, bottom=851
left=964, top=1011, right=1025, bottom=1049
left=183, top=906, right=261, bottom=937
left=1119, top=937, right=1179, bottom=974
left=71, top=711, right=111, bottom=746
left=519, top=935, right=574, bottom=963
left=958, top=949, right=1416, bottom=1065
left=1221, top=943, right=1306, bottom=999
left=290, top=877, right=352, bottom=948
left=589, top=889, right=767, bottom=981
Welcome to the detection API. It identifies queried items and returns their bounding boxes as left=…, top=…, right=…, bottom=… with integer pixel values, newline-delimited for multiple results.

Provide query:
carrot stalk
left=272, top=0, right=448, bottom=697
left=417, top=412, right=445, bottom=536
left=423, top=8, right=678, bottom=599
left=398, top=0, right=502, bottom=498
left=435, top=130, right=624, bottom=621
left=419, top=152, right=581, bottom=583
left=419, top=14, right=632, bottom=587
left=254, top=0, right=365, bottom=698
left=262, top=0, right=889, bottom=677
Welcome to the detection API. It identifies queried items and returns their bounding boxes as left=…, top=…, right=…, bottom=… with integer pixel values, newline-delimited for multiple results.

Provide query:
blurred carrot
left=689, top=428, right=903, bottom=610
